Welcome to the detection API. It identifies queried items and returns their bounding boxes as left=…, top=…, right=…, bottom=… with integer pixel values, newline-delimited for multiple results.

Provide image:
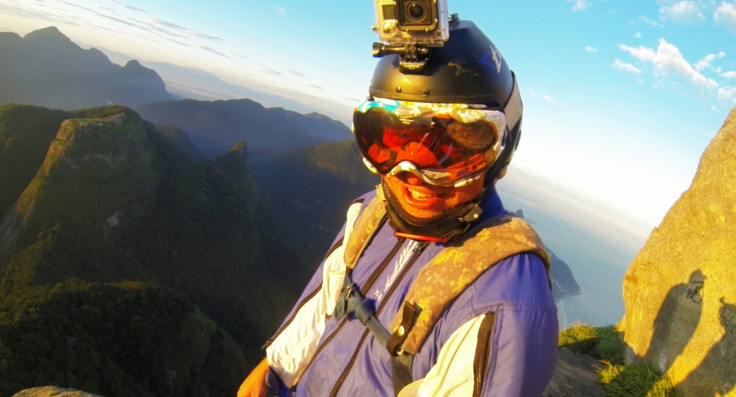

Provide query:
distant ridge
left=136, top=98, right=352, bottom=158
left=0, top=26, right=175, bottom=109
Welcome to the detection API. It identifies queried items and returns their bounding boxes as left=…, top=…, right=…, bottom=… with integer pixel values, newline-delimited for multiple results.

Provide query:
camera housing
left=374, top=0, right=449, bottom=46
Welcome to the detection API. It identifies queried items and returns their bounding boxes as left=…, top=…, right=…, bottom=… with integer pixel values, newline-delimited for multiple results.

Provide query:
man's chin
left=392, top=194, right=465, bottom=226
left=396, top=204, right=449, bottom=225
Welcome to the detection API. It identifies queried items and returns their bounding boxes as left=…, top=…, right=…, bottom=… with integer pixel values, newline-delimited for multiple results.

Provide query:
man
left=238, top=17, right=557, bottom=397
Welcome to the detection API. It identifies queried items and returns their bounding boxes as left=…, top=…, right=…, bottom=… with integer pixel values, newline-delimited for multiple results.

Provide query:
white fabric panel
left=265, top=201, right=364, bottom=387
left=398, top=315, right=485, bottom=397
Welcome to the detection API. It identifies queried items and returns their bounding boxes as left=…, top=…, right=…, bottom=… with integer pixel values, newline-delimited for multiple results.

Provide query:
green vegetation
left=0, top=279, right=244, bottom=397
left=0, top=104, right=316, bottom=395
left=598, top=363, right=680, bottom=397
left=559, top=322, right=681, bottom=397
left=559, top=321, right=625, bottom=365
left=0, top=104, right=70, bottom=215
left=250, top=139, right=379, bottom=265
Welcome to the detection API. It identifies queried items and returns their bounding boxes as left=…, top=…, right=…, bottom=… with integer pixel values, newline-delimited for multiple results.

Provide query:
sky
left=1, top=0, right=735, bottom=231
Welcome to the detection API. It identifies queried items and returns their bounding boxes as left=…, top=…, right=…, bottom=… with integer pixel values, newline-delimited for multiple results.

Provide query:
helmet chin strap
left=379, top=181, right=488, bottom=243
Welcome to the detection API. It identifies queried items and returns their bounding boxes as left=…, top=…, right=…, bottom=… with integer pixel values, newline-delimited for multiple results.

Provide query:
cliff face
left=619, top=106, right=736, bottom=395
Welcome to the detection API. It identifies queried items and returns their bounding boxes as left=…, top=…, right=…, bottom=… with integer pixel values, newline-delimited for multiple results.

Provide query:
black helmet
left=367, top=19, right=522, bottom=186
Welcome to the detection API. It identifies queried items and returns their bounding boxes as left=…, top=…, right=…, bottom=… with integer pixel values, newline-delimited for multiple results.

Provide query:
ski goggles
left=352, top=98, right=507, bottom=187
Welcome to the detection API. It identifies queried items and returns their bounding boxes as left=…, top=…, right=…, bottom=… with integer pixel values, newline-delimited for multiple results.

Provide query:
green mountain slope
left=0, top=279, right=244, bottom=397
left=0, top=105, right=70, bottom=216
left=0, top=105, right=309, bottom=396
left=250, top=139, right=380, bottom=264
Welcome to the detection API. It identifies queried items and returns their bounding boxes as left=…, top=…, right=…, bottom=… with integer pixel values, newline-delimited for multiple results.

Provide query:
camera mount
left=372, top=42, right=431, bottom=72
left=372, top=13, right=458, bottom=73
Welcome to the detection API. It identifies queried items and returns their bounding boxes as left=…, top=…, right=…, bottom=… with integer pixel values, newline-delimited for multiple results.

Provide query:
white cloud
left=714, top=2, right=736, bottom=34
left=635, top=32, right=642, bottom=38
left=612, top=59, right=641, bottom=74
left=717, top=85, right=736, bottom=103
left=567, top=0, right=592, bottom=11
left=659, top=1, right=705, bottom=24
left=585, top=46, right=599, bottom=53
left=640, top=16, right=662, bottom=27
left=695, top=51, right=726, bottom=71
left=723, top=71, right=736, bottom=78
left=274, top=7, right=286, bottom=15
left=525, top=87, right=559, bottom=104
left=618, top=38, right=719, bottom=91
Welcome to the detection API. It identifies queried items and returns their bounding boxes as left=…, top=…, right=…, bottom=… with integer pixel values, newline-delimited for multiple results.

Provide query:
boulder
left=543, top=350, right=607, bottom=397
left=12, top=386, right=102, bottom=397
left=619, top=106, right=736, bottom=396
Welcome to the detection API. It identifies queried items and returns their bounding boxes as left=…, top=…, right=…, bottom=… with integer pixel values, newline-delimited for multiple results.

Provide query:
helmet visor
left=353, top=98, right=507, bottom=187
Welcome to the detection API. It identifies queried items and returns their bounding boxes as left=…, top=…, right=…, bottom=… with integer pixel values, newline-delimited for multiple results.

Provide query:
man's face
left=382, top=172, right=485, bottom=222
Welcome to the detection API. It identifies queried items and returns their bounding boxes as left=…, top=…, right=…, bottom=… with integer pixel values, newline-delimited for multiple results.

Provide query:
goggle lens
left=352, top=98, right=507, bottom=186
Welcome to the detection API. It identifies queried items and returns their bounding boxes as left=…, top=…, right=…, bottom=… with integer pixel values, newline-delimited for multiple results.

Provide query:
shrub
left=559, top=323, right=680, bottom=396
left=559, top=322, right=624, bottom=364
left=598, top=361, right=680, bottom=397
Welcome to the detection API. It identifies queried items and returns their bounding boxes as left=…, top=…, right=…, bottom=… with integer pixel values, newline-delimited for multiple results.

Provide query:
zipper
left=473, top=312, right=496, bottom=397
left=298, top=238, right=406, bottom=381
left=328, top=241, right=429, bottom=397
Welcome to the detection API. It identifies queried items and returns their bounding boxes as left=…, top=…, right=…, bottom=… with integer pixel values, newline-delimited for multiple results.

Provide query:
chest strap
left=386, top=214, right=550, bottom=355
left=338, top=193, right=550, bottom=395
left=342, top=193, right=550, bottom=355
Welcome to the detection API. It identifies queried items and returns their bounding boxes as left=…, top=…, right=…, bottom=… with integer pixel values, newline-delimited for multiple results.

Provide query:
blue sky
left=2, top=0, right=735, bottom=230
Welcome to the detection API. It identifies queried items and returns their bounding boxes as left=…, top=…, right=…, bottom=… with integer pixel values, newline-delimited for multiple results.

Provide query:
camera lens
left=407, top=2, right=426, bottom=20
left=397, top=0, right=436, bottom=29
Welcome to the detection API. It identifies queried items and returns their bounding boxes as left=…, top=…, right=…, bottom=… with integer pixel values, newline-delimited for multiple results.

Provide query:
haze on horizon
left=2, top=0, right=735, bottom=231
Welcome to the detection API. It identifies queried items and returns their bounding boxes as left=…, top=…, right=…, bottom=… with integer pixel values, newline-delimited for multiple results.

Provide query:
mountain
left=1, top=279, right=245, bottom=397
left=250, top=139, right=381, bottom=262
left=0, top=104, right=309, bottom=396
left=0, top=27, right=175, bottom=110
left=619, top=106, right=736, bottom=395
left=140, top=60, right=340, bottom=117
left=135, top=98, right=352, bottom=159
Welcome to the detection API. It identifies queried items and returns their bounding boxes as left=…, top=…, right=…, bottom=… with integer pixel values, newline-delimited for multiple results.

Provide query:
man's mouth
left=409, top=189, right=433, bottom=200
left=403, top=186, right=444, bottom=208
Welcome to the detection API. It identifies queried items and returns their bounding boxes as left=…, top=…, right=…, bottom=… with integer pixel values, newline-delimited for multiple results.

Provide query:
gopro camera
left=374, top=0, right=449, bottom=46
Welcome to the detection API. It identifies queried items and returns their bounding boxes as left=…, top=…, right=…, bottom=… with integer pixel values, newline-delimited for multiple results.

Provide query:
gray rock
left=543, top=350, right=607, bottom=397
left=12, top=386, right=103, bottom=397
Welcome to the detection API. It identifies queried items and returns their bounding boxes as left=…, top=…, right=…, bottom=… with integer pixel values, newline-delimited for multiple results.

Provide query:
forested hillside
left=0, top=104, right=311, bottom=396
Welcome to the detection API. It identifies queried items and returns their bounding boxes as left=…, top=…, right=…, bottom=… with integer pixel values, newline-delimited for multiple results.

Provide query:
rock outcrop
left=12, top=386, right=102, bottom=396
left=619, top=106, right=736, bottom=396
left=543, top=351, right=607, bottom=397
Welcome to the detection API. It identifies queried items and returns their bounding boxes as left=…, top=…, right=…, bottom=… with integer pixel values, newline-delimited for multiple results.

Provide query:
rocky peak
left=619, top=106, right=736, bottom=395
left=23, top=26, right=73, bottom=47
left=124, top=59, right=146, bottom=70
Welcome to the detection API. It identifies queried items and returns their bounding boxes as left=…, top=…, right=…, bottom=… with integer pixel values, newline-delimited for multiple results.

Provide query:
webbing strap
left=391, top=353, right=414, bottom=396
left=343, top=190, right=387, bottom=270
left=388, top=215, right=550, bottom=355
left=333, top=274, right=391, bottom=347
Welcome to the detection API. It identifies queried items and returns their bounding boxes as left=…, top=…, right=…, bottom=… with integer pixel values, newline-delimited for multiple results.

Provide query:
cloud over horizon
left=618, top=38, right=736, bottom=106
